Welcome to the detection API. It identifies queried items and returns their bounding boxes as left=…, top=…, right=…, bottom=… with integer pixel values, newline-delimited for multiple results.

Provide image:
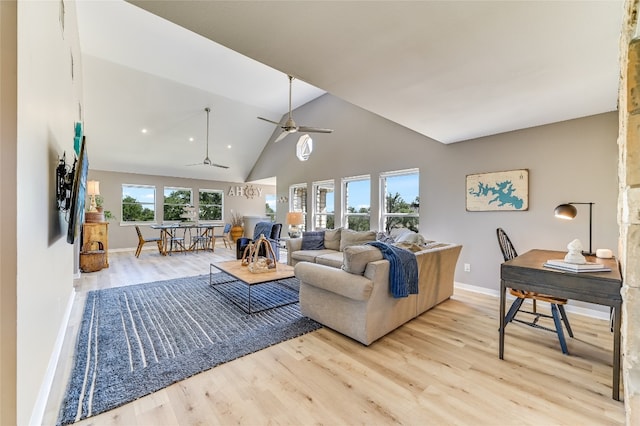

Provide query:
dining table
left=150, top=223, right=223, bottom=255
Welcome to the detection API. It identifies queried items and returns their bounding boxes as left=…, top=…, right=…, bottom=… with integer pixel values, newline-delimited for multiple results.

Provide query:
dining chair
left=214, top=223, right=232, bottom=249
left=496, top=227, right=574, bottom=354
left=167, top=225, right=186, bottom=255
left=134, top=225, right=163, bottom=258
left=190, top=226, right=212, bottom=252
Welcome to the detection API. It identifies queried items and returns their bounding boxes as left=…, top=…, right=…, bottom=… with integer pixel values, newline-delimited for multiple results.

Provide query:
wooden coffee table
left=210, top=260, right=296, bottom=313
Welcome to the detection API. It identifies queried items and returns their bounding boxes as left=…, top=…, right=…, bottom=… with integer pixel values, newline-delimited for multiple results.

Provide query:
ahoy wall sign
left=228, top=184, right=263, bottom=199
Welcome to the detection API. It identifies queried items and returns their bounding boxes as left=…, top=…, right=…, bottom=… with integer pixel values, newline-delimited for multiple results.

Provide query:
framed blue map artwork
left=466, top=169, right=529, bottom=211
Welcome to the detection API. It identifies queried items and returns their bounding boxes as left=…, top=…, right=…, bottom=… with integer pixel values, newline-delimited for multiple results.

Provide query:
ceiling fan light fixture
left=186, top=107, right=229, bottom=169
left=257, top=74, right=333, bottom=142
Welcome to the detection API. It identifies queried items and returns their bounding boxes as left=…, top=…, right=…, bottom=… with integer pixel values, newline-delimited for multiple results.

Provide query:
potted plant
left=229, top=211, right=244, bottom=242
left=94, top=195, right=104, bottom=213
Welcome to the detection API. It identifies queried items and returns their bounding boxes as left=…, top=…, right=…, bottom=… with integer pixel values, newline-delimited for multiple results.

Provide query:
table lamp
left=286, top=211, right=304, bottom=238
left=87, top=180, right=100, bottom=212
left=554, top=202, right=594, bottom=256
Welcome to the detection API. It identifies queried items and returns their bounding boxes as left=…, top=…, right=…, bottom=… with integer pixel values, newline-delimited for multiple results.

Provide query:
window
left=343, top=175, right=371, bottom=231
left=164, top=187, right=192, bottom=222
left=296, top=134, right=313, bottom=161
left=265, top=194, right=276, bottom=222
left=199, top=189, right=223, bottom=221
left=289, top=183, right=307, bottom=232
left=380, top=169, right=419, bottom=233
left=121, top=184, right=156, bottom=223
left=312, top=180, right=334, bottom=229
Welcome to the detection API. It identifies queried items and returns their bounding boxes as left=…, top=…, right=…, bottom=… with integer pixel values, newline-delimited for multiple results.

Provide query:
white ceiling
left=78, top=0, right=623, bottom=183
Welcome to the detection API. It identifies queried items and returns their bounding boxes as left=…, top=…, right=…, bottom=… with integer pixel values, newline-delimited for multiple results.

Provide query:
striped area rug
left=57, top=273, right=320, bottom=425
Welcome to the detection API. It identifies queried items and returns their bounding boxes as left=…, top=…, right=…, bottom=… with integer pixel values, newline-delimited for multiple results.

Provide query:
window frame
left=379, top=168, right=420, bottom=233
left=163, top=186, right=193, bottom=222
left=312, top=179, right=335, bottom=230
left=198, top=189, right=224, bottom=223
left=289, top=183, right=308, bottom=232
left=342, top=175, right=371, bottom=231
left=121, top=184, right=156, bottom=224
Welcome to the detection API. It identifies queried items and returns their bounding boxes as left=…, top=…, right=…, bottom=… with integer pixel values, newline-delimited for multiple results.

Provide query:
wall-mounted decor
left=227, top=184, right=263, bottom=199
left=466, top=169, right=528, bottom=211
left=56, top=152, right=74, bottom=211
left=67, top=136, right=89, bottom=244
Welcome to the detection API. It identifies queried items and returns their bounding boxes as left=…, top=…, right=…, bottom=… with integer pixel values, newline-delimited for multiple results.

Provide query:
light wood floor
left=43, top=244, right=625, bottom=425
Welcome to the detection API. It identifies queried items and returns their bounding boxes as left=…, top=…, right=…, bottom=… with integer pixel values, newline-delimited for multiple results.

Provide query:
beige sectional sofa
left=287, top=229, right=462, bottom=345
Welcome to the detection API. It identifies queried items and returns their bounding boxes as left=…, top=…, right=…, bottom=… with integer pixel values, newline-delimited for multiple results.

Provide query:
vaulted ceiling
left=77, top=1, right=623, bottom=183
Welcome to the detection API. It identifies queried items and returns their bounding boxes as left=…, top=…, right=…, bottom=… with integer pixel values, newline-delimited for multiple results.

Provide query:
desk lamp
left=554, top=202, right=595, bottom=256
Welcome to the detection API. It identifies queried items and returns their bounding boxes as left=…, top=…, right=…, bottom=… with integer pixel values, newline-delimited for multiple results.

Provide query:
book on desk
left=543, top=259, right=611, bottom=273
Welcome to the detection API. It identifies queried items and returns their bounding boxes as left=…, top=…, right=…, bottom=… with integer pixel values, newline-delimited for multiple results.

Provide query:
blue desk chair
left=497, top=227, right=573, bottom=354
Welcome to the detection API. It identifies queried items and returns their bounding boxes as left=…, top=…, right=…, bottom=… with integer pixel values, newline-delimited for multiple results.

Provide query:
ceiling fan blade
left=274, top=131, right=290, bottom=143
left=298, top=126, right=334, bottom=134
left=210, top=163, right=229, bottom=169
left=185, top=162, right=203, bottom=167
left=258, top=116, right=280, bottom=125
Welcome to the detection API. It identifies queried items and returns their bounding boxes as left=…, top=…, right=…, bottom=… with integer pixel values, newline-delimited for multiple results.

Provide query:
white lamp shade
left=87, top=180, right=100, bottom=196
left=287, top=211, right=304, bottom=225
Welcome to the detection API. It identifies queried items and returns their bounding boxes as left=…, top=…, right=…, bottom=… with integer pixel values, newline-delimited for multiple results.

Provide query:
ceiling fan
left=188, top=107, right=229, bottom=169
left=258, top=75, right=334, bottom=143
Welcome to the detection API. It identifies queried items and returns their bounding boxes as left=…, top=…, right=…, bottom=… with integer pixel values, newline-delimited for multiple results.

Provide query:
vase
left=230, top=226, right=244, bottom=242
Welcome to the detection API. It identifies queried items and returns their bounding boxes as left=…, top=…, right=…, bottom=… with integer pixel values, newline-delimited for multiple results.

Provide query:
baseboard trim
left=29, top=287, right=75, bottom=426
left=454, top=281, right=610, bottom=321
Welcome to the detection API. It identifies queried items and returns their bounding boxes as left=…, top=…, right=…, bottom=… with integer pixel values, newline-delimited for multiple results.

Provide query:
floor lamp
left=554, top=202, right=595, bottom=256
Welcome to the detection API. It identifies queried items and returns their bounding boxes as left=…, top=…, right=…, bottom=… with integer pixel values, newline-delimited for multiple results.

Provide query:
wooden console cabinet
left=82, top=222, right=109, bottom=268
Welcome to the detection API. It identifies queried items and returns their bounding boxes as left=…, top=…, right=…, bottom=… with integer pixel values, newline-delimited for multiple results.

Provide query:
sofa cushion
left=340, top=229, right=377, bottom=251
left=323, top=228, right=342, bottom=251
left=291, top=249, right=336, bottom=264
left=316, top=252, right=345, bottom=268
left=301, top=231, right=325, bottom=250
left=342, top=245, right=384, bottom=275
left=295, top=263, right=373, bottom=302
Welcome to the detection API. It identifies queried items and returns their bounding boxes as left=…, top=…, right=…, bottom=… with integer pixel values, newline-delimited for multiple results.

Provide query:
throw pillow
left=323, top=228, right=342, bottom=251
left=340, top=229, right=377, bottom=251
left=342, top=245, right=384, bottom=275
left=376, top=232, right=395, bottom=244
left=396, top=232, right=427, bottom=245
left=389, top=227, right=413, bottom=241
left=301, top=231, right=325, bottom=250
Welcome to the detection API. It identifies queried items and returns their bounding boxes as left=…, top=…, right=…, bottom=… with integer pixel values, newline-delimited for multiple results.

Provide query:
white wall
left=249, top=94, right=619, bottom=311
left=16, top=1, right=82, bottom=423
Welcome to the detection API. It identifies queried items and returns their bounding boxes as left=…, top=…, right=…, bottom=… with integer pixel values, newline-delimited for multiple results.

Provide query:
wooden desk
left=500, top=249, right=623, bottom=400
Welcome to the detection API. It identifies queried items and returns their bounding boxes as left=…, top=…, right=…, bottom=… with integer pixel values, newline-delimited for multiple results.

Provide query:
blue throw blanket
left=366, top=241, right=418, bottom=298
left=253, top=222, right=274, bottom=240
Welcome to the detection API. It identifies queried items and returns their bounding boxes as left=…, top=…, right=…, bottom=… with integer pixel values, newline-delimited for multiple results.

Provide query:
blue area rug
left=57, top=273, right=320, bottom=425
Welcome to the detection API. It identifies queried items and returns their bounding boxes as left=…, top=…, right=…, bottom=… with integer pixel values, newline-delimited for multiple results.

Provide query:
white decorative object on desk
left=564, top=239, right=586, bottom=264
left=596, top=248, right=613, bottom=259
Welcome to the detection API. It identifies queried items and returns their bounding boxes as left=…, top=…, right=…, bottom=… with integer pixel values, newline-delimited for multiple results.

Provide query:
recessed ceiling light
left=189, top=137, right=194, bottom=142
left=227, top=145, right=232, bottom=149
left=141, top=128, right=148, bottom=134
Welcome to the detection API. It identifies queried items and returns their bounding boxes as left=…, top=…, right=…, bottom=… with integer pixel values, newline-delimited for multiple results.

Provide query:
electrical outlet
left=464, top=263, right=471, bottom=272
